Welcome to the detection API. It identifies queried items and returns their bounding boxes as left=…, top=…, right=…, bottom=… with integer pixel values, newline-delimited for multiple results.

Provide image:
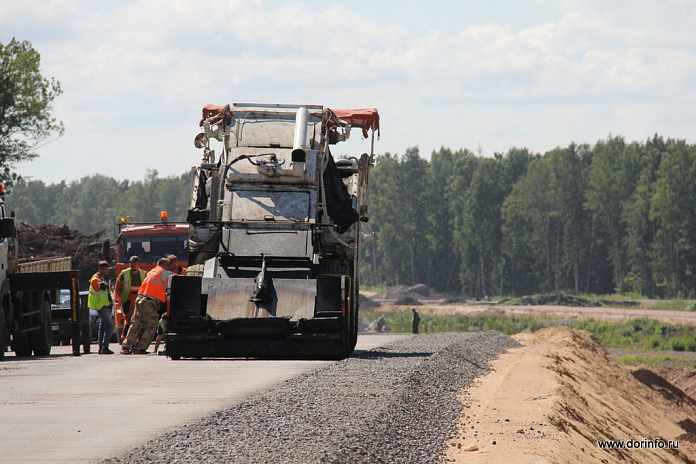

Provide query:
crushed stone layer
left=101, top=331, right=519, bottom=464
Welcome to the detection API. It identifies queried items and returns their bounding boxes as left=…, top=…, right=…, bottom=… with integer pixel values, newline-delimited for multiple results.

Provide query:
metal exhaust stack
left=292, top=106, right=308, bottom=162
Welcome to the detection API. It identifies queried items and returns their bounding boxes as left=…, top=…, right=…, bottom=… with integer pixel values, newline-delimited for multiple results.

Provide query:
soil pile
left=513, top=293, right=602, bottom=307
left=650, top=367, right=696, bottom=402
left=446, top=326, right=696, bottom=463
left=372, top=283, right=443, bottom=303
left=17, top=223, right=111, bottom=289
left=359, top=293, right=381, bottom=309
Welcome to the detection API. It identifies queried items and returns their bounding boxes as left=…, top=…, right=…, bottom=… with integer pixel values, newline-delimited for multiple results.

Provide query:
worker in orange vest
left=121, top=257, right=172, bottom=355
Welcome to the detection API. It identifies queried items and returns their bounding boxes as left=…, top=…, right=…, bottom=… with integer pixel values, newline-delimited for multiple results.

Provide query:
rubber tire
left=320, top=265, right=354, bottom=357
left=81, top=320, right=92, bottom=354
left=13, top=332, right=32, bottom=357
left=31, top=299, right=52, bottom=356
left=185, top=264, right=205, bottom=276
left=12, top=299, right=32, bottom=357
left=0, top=305, right=4, bottom=361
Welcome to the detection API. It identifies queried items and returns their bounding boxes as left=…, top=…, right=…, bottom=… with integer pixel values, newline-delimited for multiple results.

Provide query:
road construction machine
left=166, top=103, right=378, bottom=359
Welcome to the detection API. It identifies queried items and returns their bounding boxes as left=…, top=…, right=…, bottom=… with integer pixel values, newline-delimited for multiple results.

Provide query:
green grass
left=647, top=299, right=695, bottom=311
left=614, top=354, right=696, bottom=368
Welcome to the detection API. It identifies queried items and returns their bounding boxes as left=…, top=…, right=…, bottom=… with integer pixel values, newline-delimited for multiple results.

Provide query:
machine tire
left=13, top=333, right=32, bottom=357
left=185, top=264, right=205, bottom=276
left=0, top=305, right=5, bottom=361
left=31, top=299, right=52, bottom=356
left=81, top=320, right=92, bottom=354
left=12, top=299, right=32, bottom=357
left=320, top=265, right=354, bottom=357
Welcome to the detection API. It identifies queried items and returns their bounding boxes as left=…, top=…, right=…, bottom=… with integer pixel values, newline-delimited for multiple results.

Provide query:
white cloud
left=0, top=0, right=695, bottom=183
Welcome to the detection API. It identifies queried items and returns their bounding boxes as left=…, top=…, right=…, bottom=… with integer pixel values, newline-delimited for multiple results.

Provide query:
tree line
left=5, top=39, right=693, bottom=298
left=7, top=133, right=696, bottom=299
left=363, top=135, right=696, bottom=299
left=6, top=169, right=192, bottom=240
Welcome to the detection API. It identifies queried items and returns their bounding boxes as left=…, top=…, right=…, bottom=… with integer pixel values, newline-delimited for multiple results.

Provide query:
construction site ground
left=17, top=222, right=696, bottom=462
left=365, top=293, right=696, bottom=463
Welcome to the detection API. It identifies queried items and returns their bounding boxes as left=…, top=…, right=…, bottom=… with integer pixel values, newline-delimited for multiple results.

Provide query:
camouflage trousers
left=123, top=296, right=160, bottom=352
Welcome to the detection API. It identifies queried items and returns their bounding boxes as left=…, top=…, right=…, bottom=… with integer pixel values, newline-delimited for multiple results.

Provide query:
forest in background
left=8, top=134, right=696, bottom=299
left=6, top=169, right=192, bottom=240
left=364, top=134, right=696, bottom=299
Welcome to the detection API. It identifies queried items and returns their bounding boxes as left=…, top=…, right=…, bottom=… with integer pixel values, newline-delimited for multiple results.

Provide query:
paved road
left=0, top=334, right=413, bottom=464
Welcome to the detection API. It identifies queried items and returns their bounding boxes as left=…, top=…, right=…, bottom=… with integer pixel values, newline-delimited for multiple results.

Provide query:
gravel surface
left=102, top=331, right=519, bottom=464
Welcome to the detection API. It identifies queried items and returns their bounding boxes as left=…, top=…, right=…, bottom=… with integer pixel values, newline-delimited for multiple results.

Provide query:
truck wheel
left=81, top=320, right=92, bottom=354
left=0, top=306, right=4, bottom=361
left=31, top=299, right=52, bottom=356
left=12, top=299, right=32, bottom=357
left=13, top=333, right=32, bottom=357
left=185, top=264, right=205, bottom=276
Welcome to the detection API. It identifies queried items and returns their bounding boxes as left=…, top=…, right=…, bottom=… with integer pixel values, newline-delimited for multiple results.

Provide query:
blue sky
left=2, top=0, right=695, bottom=184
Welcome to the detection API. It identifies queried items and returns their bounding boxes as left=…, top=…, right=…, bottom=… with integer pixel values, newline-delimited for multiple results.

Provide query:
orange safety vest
left=138, top=266, right=169, bottom=302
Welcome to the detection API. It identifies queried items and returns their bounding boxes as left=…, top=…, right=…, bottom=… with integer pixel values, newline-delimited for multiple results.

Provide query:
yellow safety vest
left=88, top=273, right=110, bottom=310
left=117, top=268, right=146, bottom=302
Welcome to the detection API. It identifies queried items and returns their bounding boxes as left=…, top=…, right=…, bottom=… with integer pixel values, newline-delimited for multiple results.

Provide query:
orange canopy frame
left=329, top=108, right=380, bottom=138
left=199, top=104, right=379, bottom=138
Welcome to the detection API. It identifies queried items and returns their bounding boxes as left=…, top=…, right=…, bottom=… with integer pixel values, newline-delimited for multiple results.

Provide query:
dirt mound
left=372, top=283, right=443, bottom=302
left=650, top=367, right=696, bottom=407
left=393, top=296, right=422, bottom=306
left=17, top=223, right=111, bottom=289
left=513, top=293, right=602, bottom=307
left=442, top=296, right=467, bottom=305
left=359, top=293, right=381, bottom=309
left=446, top=326, right=696, bottom=463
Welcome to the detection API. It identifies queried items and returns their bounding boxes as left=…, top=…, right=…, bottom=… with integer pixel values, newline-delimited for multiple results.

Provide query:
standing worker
left=89, top=260, right=115, bottom=354
left=121, top=257, right=172, bottom=355
left=113, top=255, right=146, bottom=342
left=411, top=308, right=421, bottom=334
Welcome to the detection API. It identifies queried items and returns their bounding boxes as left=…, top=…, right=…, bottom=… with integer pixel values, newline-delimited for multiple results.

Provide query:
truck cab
left=113, top=215, right=190, bottom=337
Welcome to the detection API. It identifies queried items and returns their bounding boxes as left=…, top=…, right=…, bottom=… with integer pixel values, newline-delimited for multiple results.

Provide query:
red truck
left=113, top=212, right=189, bottom=340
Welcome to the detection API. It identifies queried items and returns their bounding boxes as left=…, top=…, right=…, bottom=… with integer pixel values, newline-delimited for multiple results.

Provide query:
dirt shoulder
left=373, top=301, right=696, bottom=326
left=445, top=326, right=696, bottom=464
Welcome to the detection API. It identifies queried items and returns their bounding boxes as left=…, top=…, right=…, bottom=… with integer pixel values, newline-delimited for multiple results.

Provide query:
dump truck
left=0, top=185, right=82, bottom=360
left=166, top=103, right=378, bottom=359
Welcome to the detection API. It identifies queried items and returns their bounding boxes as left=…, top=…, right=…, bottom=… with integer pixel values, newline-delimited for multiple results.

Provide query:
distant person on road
left=113, top=255, right=146, bottom=342
left=121, top=257, right=172, bottom=355
left=412, top=308, right=421, bottom=334
left=168, top=254, right=187, bottom=275
left=89, top=260, right=115, bottom=355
